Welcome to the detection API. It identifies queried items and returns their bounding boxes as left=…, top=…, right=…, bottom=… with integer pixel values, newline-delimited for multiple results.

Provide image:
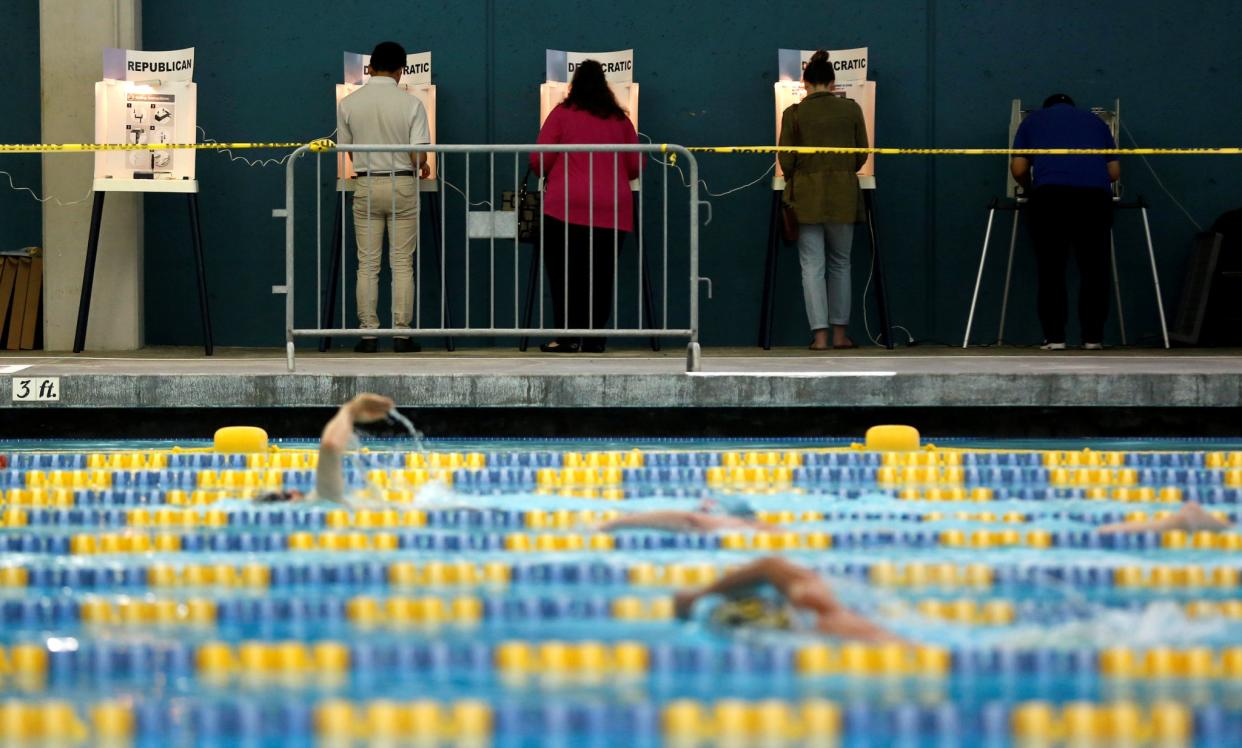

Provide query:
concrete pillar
left=40, top=0, right=143, bottom=351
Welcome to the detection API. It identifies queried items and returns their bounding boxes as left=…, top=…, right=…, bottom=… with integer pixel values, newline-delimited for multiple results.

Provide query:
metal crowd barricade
left=278, top=143, right=705, bottom=372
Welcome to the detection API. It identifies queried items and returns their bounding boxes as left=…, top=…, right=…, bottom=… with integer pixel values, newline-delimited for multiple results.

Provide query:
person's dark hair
left=369, top=41, right=407, bottom=74
left=563, top=60, right=627, bottom=120
left=1043, top=93, right=1075, bottom=108
left=802, top=50, right=836, bottom=86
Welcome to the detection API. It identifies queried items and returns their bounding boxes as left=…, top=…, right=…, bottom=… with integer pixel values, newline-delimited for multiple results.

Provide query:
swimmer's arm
left=599, top=511, right=714, bottom=533
left=1098, top=502, right=1232, bottom=534
left=315, top=393, right=395, bottom=503
left=674, top=557, right=816, bottom=617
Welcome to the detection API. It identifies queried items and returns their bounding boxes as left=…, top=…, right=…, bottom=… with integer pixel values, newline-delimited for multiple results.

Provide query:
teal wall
left=0, top=1, right=43, bottom=251
left=138, top=0, right=1242, bottom=348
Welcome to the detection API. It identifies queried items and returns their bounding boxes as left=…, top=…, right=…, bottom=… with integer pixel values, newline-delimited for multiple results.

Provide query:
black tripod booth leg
left=758, top=191, right=782, bottom=350
left=319, top=190, right=346, bottom=352
left=187, top=193, right=215, bottom=356
left=426, top=191, right=455, bottom=351
left=864, top=190, right=893, bottom=350
left=73, top=192, right=107, bottom=354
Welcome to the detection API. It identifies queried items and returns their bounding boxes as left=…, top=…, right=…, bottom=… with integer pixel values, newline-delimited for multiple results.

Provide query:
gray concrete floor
left=1, top=347, right=1239, bottom=408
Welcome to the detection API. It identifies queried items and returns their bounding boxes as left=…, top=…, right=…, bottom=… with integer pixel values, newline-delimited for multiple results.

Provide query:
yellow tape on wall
left=0, top=142, right=305, bottom=153
left=0, top=141, right=1238, bottom=156
left=676, top=145, right=1242, bottom=156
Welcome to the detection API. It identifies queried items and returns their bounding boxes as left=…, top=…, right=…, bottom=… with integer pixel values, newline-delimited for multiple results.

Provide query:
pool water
left=1, top=438, right=1240, bottom=746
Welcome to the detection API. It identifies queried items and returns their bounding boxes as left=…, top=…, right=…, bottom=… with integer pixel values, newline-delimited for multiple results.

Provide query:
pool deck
left=1, top=346, right=1239, bottom=410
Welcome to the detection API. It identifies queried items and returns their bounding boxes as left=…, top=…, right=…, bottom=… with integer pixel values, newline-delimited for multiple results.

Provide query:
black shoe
left=540, top=340, right=580, bottom=353
left=581, top=339, right=607, bottom=354
left=354, top=338, right=378, bottom=353
left=393, top=337, right=421, bottom=353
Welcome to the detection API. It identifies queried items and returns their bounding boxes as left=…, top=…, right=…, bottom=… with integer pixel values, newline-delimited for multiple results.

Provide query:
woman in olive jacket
left=778, top=50, right=869, bottom=350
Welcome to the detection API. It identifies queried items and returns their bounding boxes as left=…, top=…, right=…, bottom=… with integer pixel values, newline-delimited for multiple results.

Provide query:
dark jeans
left=1026, top=185, right=1114, bottom=343
left=543, top=216, right=624, bottom=347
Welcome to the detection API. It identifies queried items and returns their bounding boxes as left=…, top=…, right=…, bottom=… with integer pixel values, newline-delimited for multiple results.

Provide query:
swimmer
left=598, top=498, right=779, bottom=533
left=258, top=393, right=400, bottom=504
left=673, top=556, right=899, bottom=642
left=1098, top=502, right=1233, bottom=534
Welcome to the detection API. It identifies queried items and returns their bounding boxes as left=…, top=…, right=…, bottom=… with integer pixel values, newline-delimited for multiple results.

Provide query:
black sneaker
left=354, top=338, right=378, bottom=353
left=393, top=337, right=421, bottom=353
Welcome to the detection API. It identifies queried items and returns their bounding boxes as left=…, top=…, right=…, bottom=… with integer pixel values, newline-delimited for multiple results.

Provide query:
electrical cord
left=0, top=168, right=93, bottom=207
left=639, top=131, right=916, bottom=346
left=860, top=254, right=915, bottom=346
left=197, top=126, right=309, bottom=168
left=1119, top=120, right=1204, bottom=232
left=638, top=131, right=776, bottom=198
left=2, top=126, right=330, bottom=207
left=440, top=178, right=494, bottom=209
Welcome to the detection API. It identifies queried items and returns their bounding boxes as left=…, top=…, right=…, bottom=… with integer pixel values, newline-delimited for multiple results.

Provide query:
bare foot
left=810, top=329, right=831, bottom=351
left=831, top=324, right=855, bottom=349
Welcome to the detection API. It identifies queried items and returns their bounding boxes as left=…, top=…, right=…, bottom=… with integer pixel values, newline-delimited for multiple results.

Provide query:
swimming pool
left=1, top=437, right=1240, bottom=745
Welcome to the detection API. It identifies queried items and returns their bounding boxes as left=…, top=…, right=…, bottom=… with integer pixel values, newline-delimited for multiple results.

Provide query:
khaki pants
left=352, top=176, right=419, bottom=332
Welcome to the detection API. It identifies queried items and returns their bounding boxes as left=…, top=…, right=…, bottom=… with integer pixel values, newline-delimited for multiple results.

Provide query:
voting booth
left=962, top=98, right=1169, bottom=349
left=94, top=48, right=197, bottom=186
left=539, top=49, right=641, bottom=194
left=335, top=51, right=438, bottom=186
left=757, top=47, right=894, bottom=349
left=772, top=47, right=875, bottom=187
left=319, top=51, right=456, bottom=351
left=540, top=49, right=639, bottom=134
left=76, top=48, right=213, bottom=355
left=519, top=49, right=659, bottom=350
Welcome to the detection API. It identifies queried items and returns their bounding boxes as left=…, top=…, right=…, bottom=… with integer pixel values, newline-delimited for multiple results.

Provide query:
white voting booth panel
left=93, top=47, right=197, bottom=192
left=773, top=48, right=874, bottom=190
left=334, top=85, right=437, bottom=185
left=539, top=82, right=639, bottom=133
left=336, top=51, right=437, bottom=190
left=772, top=81, right=875, bottom=181
left=965, top=97, right=1168, bottom=350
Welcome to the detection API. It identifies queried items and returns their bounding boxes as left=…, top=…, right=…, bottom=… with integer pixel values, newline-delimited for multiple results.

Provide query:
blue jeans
left=796, top=223, right=854, bottom=330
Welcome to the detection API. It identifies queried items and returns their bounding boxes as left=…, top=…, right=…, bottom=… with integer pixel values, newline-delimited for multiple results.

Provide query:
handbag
left=780, top=105, right=801, bottom=244
left=781, top=202, right=800, bottom=244
left=513, top=168, right=541, bottom=244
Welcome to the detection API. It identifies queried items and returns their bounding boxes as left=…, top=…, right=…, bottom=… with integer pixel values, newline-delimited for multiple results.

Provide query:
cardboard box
left=6, top=257, right=30, bottom=350
left=20, top=256, right=42, bottom=349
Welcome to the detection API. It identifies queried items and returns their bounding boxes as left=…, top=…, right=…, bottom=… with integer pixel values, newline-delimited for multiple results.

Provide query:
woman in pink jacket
left=531, top=60, right=641, bottom=353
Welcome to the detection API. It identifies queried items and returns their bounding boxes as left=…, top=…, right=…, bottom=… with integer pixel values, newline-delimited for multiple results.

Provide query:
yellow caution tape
left=0, top=141, right=1238, bottom=156
left=677, top=145, right=1242, bottom=156
left=0, top=142, right=305, bottom=153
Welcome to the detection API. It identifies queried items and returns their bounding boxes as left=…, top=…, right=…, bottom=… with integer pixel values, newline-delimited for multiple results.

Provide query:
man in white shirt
left=337, top=41, right=431, bottom=353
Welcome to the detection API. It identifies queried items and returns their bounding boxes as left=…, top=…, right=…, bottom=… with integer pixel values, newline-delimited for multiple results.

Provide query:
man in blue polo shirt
left=1011, top=94, right=1120, bottom=350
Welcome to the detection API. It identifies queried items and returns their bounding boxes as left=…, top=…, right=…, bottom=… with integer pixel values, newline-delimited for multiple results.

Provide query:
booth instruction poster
left=95, top=47, right=197, bottom=183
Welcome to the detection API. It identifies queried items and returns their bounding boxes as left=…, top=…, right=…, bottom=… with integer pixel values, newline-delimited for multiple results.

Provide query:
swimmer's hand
left=318, top=393, right=394, bottom=503
left=347, top=393, right=395, bottom=424
left=674, top=590, right=699, bottom=619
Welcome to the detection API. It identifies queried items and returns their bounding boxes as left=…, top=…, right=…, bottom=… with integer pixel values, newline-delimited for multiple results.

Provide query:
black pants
left=1026, top=185, right=1114, bottom=344
left=543, top=216, right=624, bottom=346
